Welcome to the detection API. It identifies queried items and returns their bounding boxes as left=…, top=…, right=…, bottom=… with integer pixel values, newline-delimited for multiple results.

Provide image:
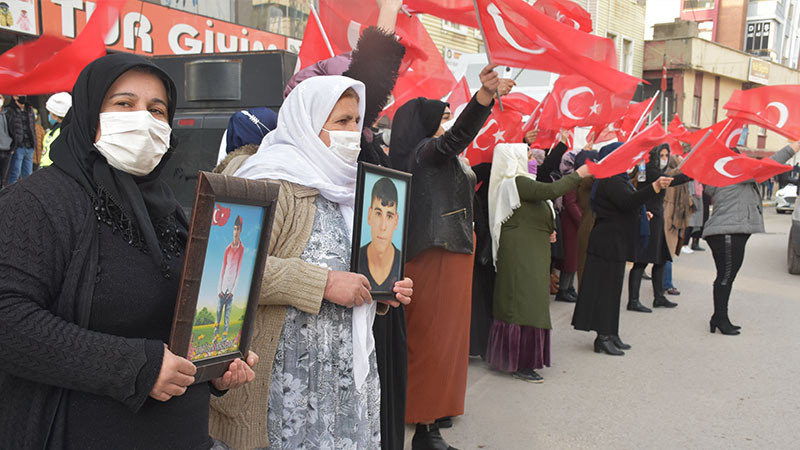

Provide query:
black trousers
left=0, top=150, right=12, bottom=188
left=628, top=262, right=665, bottom=302
left=706, top=234, right=750, bottom=319
left=373, top=305, right=407, bottom=450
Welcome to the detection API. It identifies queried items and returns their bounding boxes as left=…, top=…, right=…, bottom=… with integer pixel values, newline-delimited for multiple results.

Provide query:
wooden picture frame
left=169, top=171, right=279, bottom=384
left=350, top=162, right=412, bottom=301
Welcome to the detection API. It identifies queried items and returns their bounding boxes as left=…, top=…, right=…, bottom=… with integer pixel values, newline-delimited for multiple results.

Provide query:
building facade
left=583, top=0, right=647, bottom=78
left=645, top=22, right=800, bottom=158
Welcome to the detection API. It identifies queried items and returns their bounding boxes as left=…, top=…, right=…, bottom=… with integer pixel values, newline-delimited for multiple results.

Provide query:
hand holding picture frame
left=350, top=162, right=412, bottom=301
left=169, top=172, right=279, bottom=384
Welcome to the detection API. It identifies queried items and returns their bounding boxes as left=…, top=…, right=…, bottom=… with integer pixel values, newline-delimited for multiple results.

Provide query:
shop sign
left=40, top=0, right=287, bottom=56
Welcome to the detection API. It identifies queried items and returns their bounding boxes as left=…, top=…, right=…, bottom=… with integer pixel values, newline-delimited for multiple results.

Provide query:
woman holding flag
left=702, top=141, right=799, bottom=335
left=390, top=63, right=501, bottom=450
left=571, top=143, right=673, bottom=356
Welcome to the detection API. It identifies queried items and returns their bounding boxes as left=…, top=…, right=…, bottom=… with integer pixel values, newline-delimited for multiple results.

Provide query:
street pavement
left=405, top=208, right=799, bottom=449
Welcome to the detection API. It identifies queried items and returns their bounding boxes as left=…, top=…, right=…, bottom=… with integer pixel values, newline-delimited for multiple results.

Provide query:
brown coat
left=663, top=162, right=694, bottom=257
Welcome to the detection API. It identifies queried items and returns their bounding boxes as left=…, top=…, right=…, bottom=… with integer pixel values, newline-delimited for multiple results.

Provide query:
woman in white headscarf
left=486, top=143, right=590, bottom=383
left=208, top=75, right=413, bottom=449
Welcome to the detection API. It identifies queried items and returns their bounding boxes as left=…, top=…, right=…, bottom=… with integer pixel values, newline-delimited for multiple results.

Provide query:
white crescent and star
left=766, top=101, right=789, bottom=128
left=560, top=86, right=596, bottom=121
left=487, top=3, right=546, bottom=55
left=630, top=149, right=649, bottom=164
left=713, top=156, right=741, bottom=178
left=213, top=207, right=224, bottom=224
left=473, top=119, right=499, bottom=151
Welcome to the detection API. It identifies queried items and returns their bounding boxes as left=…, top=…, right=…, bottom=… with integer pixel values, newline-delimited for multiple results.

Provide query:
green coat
left=493, top=172, right=582, bottom=329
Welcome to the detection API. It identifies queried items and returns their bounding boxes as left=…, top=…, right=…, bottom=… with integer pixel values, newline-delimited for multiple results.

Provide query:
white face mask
left=441, top=118, right=456, bottom=133
left=94, top=111, right=172, bottom=176
left=322, top=128, right=361, bottom=165
left=659, top=158, right=668, bottom=169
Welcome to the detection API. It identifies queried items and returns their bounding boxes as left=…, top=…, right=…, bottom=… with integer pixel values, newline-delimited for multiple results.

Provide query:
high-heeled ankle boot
left=710, top=316, right=740, bottom=335
left=594, top=335, right=624, bottom=356
left=611, top=335, right=631, bottom=350
left=412, top=423, right=458, bottom=450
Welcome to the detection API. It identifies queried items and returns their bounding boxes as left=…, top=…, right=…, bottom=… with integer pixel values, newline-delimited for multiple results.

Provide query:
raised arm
left=516, top=172, right=583, bottom=202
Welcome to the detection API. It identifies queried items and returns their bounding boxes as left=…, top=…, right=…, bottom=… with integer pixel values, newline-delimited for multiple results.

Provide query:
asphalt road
left=405, top=208, right=799, bottom=449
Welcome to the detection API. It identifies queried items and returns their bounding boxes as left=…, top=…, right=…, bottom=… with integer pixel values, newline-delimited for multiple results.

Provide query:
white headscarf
left=234, top=75, right=376, bottom=389
left=488, top=143, right=536, bottom=268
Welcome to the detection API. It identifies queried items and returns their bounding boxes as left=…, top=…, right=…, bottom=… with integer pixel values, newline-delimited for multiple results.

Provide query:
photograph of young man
left=215, top=215, right=244, bottom=341
left=358, top=177, right=402, bottom=291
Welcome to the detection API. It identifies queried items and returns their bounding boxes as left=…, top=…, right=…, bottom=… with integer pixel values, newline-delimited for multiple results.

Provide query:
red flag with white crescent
left=684, top=119, right=747, bottom=149
left=724, top=85, right=800, bottom=140
left=464, top=106, right=525, bottom=165
left=680, top=137, right=793, bottom=187
left=212, top=205, right=231, bottom=227
left=539, top=73, right=635, bottom=128
left=533, top=0, right=593, bottom=32
left=475, top=0, right=640, bottom=94
left=586, top=122, right=668, bottom=178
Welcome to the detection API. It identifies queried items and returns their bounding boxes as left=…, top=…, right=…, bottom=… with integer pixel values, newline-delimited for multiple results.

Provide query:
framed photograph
left=169, top=171, right=279, bottom=384
left=350, top=162, right=412, bottom=301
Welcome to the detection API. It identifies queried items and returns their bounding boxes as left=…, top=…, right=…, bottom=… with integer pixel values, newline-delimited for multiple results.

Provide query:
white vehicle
left=776, top=184, right=797, bottom=214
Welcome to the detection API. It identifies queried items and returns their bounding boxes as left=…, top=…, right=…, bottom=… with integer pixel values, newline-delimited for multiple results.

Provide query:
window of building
left=443, top=20, right=469, bottom=35
left=622, top=38, right=634, bottom=75
left=746, top=21, right=771, bottom=55
left=683, top=0, right=715, bottom=10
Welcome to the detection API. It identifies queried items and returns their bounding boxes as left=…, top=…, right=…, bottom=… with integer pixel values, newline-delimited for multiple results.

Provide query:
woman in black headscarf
left=627, top=143, right=690, bottom=313
left=390, top=64, right=498, bottom=450
left=571, top=143, right=673, bottom=356
left=0, top=53, right=255, bottom=450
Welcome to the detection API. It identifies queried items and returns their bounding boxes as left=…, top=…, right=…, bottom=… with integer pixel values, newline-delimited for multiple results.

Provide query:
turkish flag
left=445, top=77, right=472, bottom=118
left=681, top=137, right=792, bottom=187
left=539, top=74, right=635, bottom=128
left=668, top=114, right=690, bottom=140
left=586, top=122, right=668, bottom=178
left=501, top=92, right=540, bottom=116
left=588, top=124, right=618, bottom=145
left=296, top=6, right=336, bottom=72
left=319, top=0, right=456, bottom=119
left=403, top=0, right=479, bottom=28
left=533, top=0, right=593, bottom=32
left=724, top=85, right=800, bottom=140
left=475, top=0, right=640, bottom=94
left=684, top=118, right=747, bottom=149
left=464, top=106, right=525, bottom=165
left=0, top=0, right=124, bottom=95
left=613, top=100, right=655, bottom=141
left=212, top=205, right=231, bottom=227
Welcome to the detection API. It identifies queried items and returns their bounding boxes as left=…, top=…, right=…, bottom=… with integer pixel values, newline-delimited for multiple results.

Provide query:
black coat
left=633, top=147, right=690, bottom=264
left=5, top=102, right=37, bottom=150
left=537, top=141, right=568, bottom=183
left=394, top=96, right=493, bottom=260
left=587, top=174, right=658, bottom=263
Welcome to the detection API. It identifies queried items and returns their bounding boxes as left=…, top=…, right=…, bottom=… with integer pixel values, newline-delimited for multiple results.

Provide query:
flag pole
left=677, top=129, right=713, bottom=170
left=309, top=1, right=335, bottom=58
left=472, top=0, right=504, bottom=111
left=629, top=91, right=659, bottom=139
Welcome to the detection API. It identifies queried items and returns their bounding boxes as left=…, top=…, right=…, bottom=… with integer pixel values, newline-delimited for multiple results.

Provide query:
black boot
left=611, top=335, right=631, bottom=350
left=628, top=266, right=651, bottom=312
left=412, top=423, right=458, bottom=450
left=712, top=283, right=740, bottom=332
left=435, top=416, right=453, bottom=429
left=627, top=300, right=652, bottom=313
left=555, top=272, right=578, bottom=302
left=710, top=316, right=740, bottom=335
left=653, top=296, right=678, bottom=308
left=594, top=335, right=624, bottom=356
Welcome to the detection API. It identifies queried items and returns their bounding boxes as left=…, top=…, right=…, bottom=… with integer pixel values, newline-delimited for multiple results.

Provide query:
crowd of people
left=1, top=1, right=799, bottom=448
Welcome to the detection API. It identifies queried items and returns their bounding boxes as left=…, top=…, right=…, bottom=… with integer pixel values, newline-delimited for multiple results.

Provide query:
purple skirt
left=485, top=319, right=550, bottom=373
